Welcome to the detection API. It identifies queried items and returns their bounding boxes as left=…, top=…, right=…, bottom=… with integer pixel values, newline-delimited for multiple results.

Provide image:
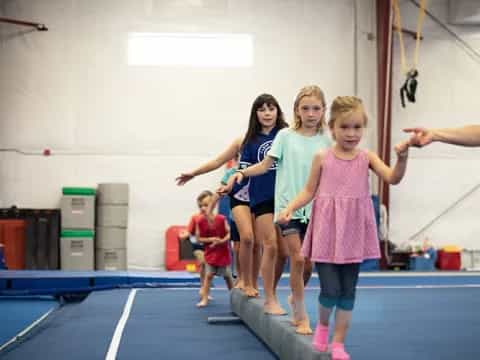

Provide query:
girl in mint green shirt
left=220, top=85, right=332, bottom=335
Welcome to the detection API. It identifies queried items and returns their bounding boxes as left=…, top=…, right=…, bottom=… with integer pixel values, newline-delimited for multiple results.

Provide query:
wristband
left=235, top=169, right=245, bottom=178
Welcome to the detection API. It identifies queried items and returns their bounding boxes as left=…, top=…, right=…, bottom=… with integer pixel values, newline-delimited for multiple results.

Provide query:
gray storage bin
left=97, top=183, right=129, bottom=205
left=60, top=230, right=94, bottom=270
left=96, top=205, right=128, bottom=228
left=61, top=195, right=95, bottom=229
left=96, top=226, right=127, bottom=249
left=95, top=248, right=127, bottom=271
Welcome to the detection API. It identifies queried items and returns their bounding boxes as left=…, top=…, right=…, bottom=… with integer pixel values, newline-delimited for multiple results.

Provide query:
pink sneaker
left=331, top=342, right=350, bottom=360
left=312, top=324, right=329, bottom=352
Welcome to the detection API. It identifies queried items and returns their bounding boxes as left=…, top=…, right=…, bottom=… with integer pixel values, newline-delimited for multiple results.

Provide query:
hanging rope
left=413, top=0, right=427, bottom=69
left=392, top=0, right=427, bottom=108
left=409, top=0, right=480, bottom=65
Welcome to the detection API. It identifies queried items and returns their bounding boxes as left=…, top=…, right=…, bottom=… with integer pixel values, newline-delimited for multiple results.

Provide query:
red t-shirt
left=197, top=214, right=231, bottom=267
left=187, top=213, right=203, bottom=235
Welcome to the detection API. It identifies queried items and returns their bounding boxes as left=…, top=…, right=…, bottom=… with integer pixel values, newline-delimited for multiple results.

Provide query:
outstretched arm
left=368, top=140, right=409, bottom=185
left=277, top=152, right=324, bottom=224
left=239, top=155, right=275, bottom=178
left=404, top=125, right=480, bottom=147
left=175, top=137, right=242, bottom=185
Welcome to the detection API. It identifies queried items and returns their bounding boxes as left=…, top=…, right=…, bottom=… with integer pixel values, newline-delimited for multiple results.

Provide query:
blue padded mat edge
left=0, top=270, right=200, bottom=295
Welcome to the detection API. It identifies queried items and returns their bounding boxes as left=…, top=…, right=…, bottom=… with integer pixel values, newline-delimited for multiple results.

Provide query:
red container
left=165, top=225, right=199, bottom=272
left=0, top=219, right=26, bottom=269
left=0, top=243, right=6, bottom=269
left=436, top=250, right=461, bottom=270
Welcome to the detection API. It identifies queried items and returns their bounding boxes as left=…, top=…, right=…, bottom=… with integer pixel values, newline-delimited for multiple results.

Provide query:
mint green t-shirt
left=221, top=168, right=237, bottom=185
left=268, top=127, right=332, bottom=222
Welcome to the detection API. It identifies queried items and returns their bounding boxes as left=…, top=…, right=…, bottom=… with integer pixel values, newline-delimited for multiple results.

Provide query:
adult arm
left=404, top=125, right=480, bottom=147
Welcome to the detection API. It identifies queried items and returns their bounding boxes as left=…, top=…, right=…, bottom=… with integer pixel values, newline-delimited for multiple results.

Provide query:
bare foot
left=196, top=298, right=208, bottom=307
left=295, top=318, right=312, bottom=335
left=287, top=294, right=298, bottom=325
left=234, top=280, right=245, bottom=290
left=244, top=286, right=258, bottom=297
left=199, top=290, right=213, bottom=301
left=264, top=301, right=287, bottom=315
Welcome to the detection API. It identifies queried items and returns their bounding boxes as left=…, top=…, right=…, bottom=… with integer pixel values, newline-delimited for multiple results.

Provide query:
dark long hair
left=240, top=94, right=288, bottom=149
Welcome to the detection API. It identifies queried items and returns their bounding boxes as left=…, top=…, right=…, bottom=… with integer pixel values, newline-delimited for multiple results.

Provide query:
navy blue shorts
left=229, top=195, right=249, bottom=210
left=251, top=199, right=274, bottom=218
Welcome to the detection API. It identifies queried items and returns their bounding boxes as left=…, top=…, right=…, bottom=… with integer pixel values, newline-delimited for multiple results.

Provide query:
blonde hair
left=328, top=96, right=368, bottom=131
left=292, top=85, right=327, bottom=132
left=196, top=190, right=213, bottom=203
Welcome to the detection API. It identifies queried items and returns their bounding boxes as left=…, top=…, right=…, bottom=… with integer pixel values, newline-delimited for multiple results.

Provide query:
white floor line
left=105, top=289, right=137, bottom=360
left=0, top=306, right=57, bottom=352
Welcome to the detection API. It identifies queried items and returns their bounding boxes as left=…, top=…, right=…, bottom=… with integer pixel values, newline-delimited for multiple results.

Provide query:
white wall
left=390, top=0, right=480, bottom=249
left=0, top=0, right=377, bottom=269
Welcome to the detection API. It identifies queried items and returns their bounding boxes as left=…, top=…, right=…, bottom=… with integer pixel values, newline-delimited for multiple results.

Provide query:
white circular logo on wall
left=258, top=140, right=277, bottom=169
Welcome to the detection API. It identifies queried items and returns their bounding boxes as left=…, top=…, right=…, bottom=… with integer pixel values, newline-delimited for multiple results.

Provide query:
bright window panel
left=128, top=32, right=253, bottom=67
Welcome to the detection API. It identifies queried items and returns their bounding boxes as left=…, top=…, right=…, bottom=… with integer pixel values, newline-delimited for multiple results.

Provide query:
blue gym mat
left=0, top=296, right=59, bottom=349
left=1, top=271, right=480, bottom=359
left=0, top=270, right=200, bottom=295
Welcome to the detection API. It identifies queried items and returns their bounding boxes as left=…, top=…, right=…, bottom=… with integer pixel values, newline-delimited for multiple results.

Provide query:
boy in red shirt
left=196, top=202, right=234, bottom=307
left=178, top=190, right=213, bottom=299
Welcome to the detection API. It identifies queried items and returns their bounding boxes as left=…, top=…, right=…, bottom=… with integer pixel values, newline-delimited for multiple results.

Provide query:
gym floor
left=1, top=272, right=480, bottom=360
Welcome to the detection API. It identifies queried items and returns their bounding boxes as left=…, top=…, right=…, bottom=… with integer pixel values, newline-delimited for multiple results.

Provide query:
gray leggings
left=315, top=262, right=360, bottom=311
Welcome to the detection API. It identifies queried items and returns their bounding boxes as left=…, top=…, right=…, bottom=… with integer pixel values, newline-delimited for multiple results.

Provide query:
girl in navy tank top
left=177, top=94, right=287, bottom=305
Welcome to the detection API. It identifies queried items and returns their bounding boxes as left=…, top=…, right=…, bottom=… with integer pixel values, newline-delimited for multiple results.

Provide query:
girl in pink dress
left=277, top=96, right=411, bottom=360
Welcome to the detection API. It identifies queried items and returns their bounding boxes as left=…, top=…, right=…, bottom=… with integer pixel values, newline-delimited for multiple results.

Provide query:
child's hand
left=217, top=175, right=236, bottom=195
left=178, top=230, right=189, bottom=240
left=277, top=209, right=292, bottom=225
left=232, top=171, right=244, bottom=184
left=216, top=184, right=230, bottom=196
left=175, top=172, right=195, bottom=186
left=394, top=140, right=410, bottom=158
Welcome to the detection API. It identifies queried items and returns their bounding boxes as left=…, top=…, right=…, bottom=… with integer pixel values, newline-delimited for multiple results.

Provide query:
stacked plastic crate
left=95, top=183, right=129, bottom=270
left=60, top=187, right=96, bottom=270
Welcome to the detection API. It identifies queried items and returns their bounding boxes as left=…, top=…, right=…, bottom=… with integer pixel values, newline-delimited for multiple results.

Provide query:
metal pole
left=0, top=17, right=48, bottom=31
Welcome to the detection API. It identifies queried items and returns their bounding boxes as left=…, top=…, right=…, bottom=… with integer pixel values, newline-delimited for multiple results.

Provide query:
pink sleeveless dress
left=301, top=149, right=380, bottom=264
